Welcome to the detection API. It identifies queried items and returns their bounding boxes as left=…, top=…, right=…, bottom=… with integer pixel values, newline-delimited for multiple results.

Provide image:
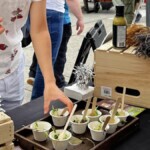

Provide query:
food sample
left=53, top=132, right=69, bottom=141
left=73, top=117, right=87, bottom=123
left=92, top=123, right=102, bottom=131
left=89, top=109, right=99, bottom=116
left=51, top=107, right=59, bottom=116
left=116, top=110, right=125, bottom=116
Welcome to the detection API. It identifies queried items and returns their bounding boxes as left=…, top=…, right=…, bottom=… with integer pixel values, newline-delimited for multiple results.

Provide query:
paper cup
left=49, top=129, right=72, bottom=150
left=30, top=121, right=51, bottom=142
left=50, top=108, right=69, bottom=127
left=70, top=115, right=89, bottom=134
left=110, top=109, right=129, bottom=126
left=99, top=115, right=120, bottom=134
left=88, top=121, right=109, bottom=141
left=82, top=109, right=102, bottom=122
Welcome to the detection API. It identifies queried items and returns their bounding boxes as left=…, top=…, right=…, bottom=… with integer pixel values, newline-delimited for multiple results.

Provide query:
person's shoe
left=27, top=77, right=35, bottom=86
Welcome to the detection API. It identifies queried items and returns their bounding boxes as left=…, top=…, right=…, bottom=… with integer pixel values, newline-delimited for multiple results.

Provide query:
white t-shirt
left=46, top=0, right=65, bottom=13
left=0, top=0, right=40, bottom=80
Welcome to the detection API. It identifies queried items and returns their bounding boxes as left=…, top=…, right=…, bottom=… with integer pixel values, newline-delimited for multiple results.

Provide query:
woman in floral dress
left=0, top=0, right=73, bottom=113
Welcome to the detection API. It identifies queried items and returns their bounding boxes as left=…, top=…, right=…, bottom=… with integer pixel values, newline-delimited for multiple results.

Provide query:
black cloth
left=6, top=97, right=65, bottom=131
left=21, top=17, right=31, bottom=48
left=29, top=53, right=37, bottom=78
left=113, top=109, right=150, bottom=150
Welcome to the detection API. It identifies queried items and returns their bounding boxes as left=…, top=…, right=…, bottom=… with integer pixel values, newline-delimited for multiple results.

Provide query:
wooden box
left=94, top=41, right=150, bottom=108
left=0, top=112, right=14, bottom=145
left=0, top=143, right=14, bottom=150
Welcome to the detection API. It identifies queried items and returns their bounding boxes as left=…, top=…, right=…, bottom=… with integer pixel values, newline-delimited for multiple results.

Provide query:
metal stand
left=68, top=20, right=107, bottom=84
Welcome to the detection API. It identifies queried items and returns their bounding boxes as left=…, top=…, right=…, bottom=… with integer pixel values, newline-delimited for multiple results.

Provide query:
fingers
left=77, top=28, right=83, bottom=35
left=76, top=25, right=82, bottom=35
left=44, top=96, right=73, bottom=114
left=59, top=96, right=73, bottom=113
left=44, top=99, right=50, bottom=114
left=76, top=21, right=84, bottom=35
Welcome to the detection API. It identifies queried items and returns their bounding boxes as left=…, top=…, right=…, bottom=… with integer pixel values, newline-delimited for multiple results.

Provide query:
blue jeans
left=31, top=10, right=64, bottom=100
left=54, top=23, right=72, bottom=88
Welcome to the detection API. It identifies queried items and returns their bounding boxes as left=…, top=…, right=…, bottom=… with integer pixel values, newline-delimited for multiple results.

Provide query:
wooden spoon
left=81, top=98, right=92, bottom=123
left=90, top=97, right=97, bottom=116
left=60, top=107, right=68, bottom=116
left=102, top=116, right=111, bottom=131
left=120, top=87, right=126, bottom=116
left=59, top=104, right=77, bottom=140
left=109, top=98, right=121, bottom=123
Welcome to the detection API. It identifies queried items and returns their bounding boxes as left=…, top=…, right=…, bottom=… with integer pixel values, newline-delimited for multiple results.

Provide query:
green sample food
left=89, top=109, right=99, bottom=116
left=53, top=133, right=69, bottom=140
left=93, top=123, right=102, bottom=131
left=52, top=106, right=59, bottom=116
left=73, top=117, right=87, bottom=123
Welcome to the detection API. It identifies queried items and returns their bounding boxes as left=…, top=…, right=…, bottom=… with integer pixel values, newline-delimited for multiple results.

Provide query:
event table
left=6, top=97, right=150, bottom=150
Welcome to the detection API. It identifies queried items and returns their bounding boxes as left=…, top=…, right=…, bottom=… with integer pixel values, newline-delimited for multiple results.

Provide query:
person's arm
left=29, top=0, right=73, bottom=114
left=0, top=17, right=5, bottom=34
left=66, top=0, right=84, bottom=35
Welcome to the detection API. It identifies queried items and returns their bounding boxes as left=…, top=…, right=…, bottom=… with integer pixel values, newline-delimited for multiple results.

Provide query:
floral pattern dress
left=0, top=0, right=40, bottom=79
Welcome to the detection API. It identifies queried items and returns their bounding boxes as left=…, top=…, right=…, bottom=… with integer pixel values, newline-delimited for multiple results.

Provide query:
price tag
left=101, top=86, right=112, bottom=98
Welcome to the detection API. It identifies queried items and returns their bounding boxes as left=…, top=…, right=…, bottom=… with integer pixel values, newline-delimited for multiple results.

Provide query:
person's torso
left=0, top=0, right=32, bottom=79
left=46, top=0, right=65, bottom=13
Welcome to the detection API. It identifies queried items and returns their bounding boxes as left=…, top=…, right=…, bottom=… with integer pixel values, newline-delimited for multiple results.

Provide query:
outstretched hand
left=44, top=83, right=73, bottom=114
left=0, top=17, right=5, bottom=34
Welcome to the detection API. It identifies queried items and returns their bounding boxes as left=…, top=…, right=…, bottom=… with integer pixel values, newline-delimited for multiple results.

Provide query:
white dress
left=0, top=0, right=41, bottom=111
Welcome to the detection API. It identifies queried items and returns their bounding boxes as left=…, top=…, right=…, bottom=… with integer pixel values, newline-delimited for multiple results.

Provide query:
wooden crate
left=0, top=143, right=14, bottom=150
left=0, top=113, right=14, bottom=145
left=94, top=40, right=150, bottom=108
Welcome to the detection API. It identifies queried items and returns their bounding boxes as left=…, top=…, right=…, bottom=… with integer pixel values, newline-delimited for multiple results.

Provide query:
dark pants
left=54, top=23, right=72, bottom=88
left=29, top=53, right=37, bottom=78
left=29, top=23, right=72, bottom=89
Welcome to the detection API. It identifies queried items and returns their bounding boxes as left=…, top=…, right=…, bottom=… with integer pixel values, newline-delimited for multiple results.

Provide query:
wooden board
left=94, top=41, right=150, bottom=108
left=0, top=143, right=14, bottom=150
left=0, top=120, right=14, bottom=145
left=0, top=112, right=11, bottom=124
left=14, top=101, right=139, bottom=150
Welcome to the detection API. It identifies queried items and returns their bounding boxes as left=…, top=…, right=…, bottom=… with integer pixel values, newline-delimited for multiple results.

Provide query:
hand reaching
left=44, top=83, right=73, bottom=114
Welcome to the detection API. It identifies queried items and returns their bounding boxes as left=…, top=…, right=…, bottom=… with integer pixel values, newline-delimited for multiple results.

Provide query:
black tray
left=15, top=101, right=140, bottom=150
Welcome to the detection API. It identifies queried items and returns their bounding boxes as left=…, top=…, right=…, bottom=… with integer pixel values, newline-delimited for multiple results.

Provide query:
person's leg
left=134, top=0, right=142, bottom=23
left=122, top=0, right=135, bottom=24
left=31, top=10, right=64, bottom=100
left=29, top=53, right=37, bottom=78
left=31, top=64, right=44, bottom=100
left=54, top=23, right=72, bottom=88
left=47, top=10, right=64, bottom=64
left=0, top=53, right=25, bottom=111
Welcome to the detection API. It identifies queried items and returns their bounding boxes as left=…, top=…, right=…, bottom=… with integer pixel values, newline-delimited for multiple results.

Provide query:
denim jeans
left=54, top=23, right=72, bottom=88
left=31, top=10, right=64, bottom=100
